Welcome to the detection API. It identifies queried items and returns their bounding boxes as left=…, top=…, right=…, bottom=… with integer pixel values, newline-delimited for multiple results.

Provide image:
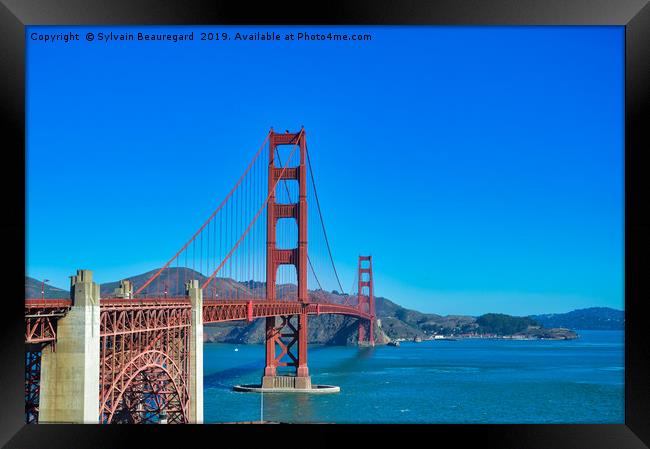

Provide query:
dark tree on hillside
left=476, top=313, right=538, bottom=335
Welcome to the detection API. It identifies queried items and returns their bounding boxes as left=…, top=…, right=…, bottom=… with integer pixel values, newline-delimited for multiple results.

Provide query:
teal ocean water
left=203, top=330, right=624, bottom=423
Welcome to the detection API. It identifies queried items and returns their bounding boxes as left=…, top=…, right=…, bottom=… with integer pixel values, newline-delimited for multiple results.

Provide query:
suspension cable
left=201, top=129, right=304, bottom=290
left=305, top=142, right=345, bottom=294
left=135, top=132, right=271, bottom=295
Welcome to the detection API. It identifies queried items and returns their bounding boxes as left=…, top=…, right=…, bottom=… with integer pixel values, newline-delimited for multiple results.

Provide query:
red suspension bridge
left=25, top=128, right=376, bottom=424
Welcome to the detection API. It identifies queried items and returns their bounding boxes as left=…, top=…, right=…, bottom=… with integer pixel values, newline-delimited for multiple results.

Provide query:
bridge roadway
left=25, top=297, right=371, bottom=345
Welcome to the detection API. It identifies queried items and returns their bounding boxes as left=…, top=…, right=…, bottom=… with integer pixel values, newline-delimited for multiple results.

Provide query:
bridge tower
left=262, top=127, right=311, bottom=389
left=357, top=255, right=376, bottom=346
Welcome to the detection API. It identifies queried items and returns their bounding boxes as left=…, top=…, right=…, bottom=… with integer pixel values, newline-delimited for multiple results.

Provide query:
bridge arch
left=100, top=349, right=189, bottom=424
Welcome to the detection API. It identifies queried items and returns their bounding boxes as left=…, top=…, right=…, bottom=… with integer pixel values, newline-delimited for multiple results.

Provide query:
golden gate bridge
left=24, top=128, right=376, bottom=424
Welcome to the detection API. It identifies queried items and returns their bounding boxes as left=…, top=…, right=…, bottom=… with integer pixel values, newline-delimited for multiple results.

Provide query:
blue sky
left=26, top=26, right=624, bottom=316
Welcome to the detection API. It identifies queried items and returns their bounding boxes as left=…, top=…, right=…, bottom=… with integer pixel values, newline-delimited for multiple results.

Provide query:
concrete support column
left=296, top=312, right=310, bottom=379
left=187, top=280, right=204, bottom=424
left=39, top=269, right=100, bottom=423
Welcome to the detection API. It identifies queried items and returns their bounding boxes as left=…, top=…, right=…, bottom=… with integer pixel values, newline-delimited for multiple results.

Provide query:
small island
left=389, top=313, right=578, bottom=343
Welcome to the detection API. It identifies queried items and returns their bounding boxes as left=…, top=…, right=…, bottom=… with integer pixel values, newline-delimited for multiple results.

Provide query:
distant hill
left=25, top=276, right=70, bottom=299
left=531, top=307, right=624, bottom=330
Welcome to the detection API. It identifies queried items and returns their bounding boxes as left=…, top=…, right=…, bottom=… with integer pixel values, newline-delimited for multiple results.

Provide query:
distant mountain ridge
left=531, top=307, right=624, bottom=330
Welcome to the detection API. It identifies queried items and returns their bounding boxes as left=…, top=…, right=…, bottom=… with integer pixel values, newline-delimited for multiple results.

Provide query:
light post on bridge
left=41, top=279, right=49, bottom=301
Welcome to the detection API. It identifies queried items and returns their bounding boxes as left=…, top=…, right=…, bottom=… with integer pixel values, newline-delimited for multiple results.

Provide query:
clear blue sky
left=26, top=25, right=624, bottom=316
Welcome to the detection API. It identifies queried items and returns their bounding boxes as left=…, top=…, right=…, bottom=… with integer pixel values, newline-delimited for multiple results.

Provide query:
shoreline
left=392, top=335, right=580, bottom=342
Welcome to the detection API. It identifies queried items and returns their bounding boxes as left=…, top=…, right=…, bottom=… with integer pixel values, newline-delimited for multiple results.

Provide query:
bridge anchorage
left=26, top=128, right=376, bottom=421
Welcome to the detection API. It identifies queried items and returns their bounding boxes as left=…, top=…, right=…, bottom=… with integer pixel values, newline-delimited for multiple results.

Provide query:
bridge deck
left=24, top=298, right=370, bottom=345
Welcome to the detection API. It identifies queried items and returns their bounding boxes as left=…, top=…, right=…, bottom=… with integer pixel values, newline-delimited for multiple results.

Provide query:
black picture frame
left=1, top=1, right=648, bottom=448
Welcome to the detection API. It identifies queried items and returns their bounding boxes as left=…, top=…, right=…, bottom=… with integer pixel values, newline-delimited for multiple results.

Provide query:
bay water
left=203, top=330, right=623, bottom=423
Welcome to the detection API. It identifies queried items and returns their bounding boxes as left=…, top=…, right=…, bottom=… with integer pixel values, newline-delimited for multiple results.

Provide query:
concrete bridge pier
left=187, top=280, right=204, bottom=424
left=39, top=269, right=100, bottom=423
